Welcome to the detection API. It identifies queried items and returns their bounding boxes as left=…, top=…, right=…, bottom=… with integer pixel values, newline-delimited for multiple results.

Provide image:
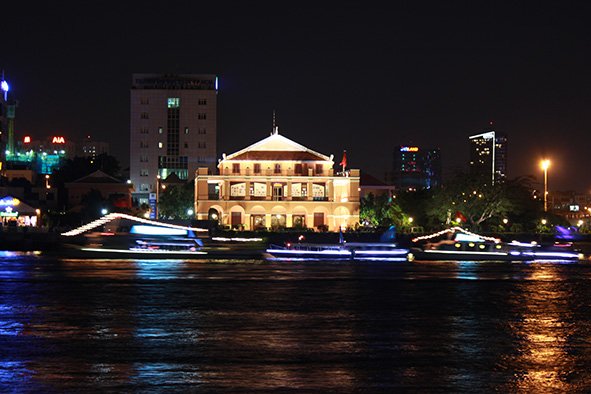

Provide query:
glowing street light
left=540, top=159, right=551, bottom=212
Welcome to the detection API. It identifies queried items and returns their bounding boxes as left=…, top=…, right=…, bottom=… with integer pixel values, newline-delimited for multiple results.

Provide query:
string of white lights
left=61, top=213, right=208, bottom=237
left=411, top=226, right=500, bottom=243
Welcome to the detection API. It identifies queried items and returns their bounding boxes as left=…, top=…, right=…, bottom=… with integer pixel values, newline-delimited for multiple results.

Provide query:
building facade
left=391, top=145, right=442, bottom=190
left=468, top=131, right=507, bottom=183
left=130, top=73, right=218, bottom=204
left=194, top=129, right=360, bottom=231
left=76, top=135, right=110, bottom=160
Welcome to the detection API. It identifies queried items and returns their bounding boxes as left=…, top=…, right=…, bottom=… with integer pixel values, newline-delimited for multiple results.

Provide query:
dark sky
left=3, top=1, right=591, bottom=191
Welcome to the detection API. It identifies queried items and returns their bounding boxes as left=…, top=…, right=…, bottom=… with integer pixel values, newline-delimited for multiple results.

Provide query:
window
left=274, top=164, right=281, bottom=174
left=140, top=98, right=149, bottom=105
left=184, top=127, right=189, bottom=134
left=231, top=212, right=242, bottom=227
left=314, top=212, right=325, bottom=227
left=232, top=163, right=240, bottom=174
left=167, top=98, right=180, bottom=108
left=254, top=163, right=261, bottom=174
left=158, top=142, right=163, bottom=149
left=295, top=163, right=302, bottom=174
left=184, top=142, right=189, bottom=148
left=315, top=164, right=323, bottom=174
left=198, top=142, right=206, bottom=149
left=141, top=112, right=149, bottom=119
left=198, top=113, right=207, bottom=120
left=140, top=141, right=148, bottom=148
left=198, top=98, right=207, bottom=105
left=158, top=127, right=163, bottom=134
left=140, top=127, right=149, bottom=134
left=198, top=128, right=206, bottom=135
left=140, top=184, right=150, bottom=192
left=140, top=169, right=149, bottom=177
left=140, top=155, right=148, bottom=163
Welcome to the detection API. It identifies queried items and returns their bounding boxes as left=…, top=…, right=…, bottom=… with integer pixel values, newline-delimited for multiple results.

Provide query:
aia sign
left=52, top=136, right=66, bottom=144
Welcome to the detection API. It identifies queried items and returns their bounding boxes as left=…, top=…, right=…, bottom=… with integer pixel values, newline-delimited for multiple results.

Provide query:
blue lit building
left=392, top=145, right=442, bottom=190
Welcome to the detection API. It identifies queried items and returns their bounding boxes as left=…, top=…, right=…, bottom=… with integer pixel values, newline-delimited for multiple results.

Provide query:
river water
left=1, top=252, right=591, bottom=392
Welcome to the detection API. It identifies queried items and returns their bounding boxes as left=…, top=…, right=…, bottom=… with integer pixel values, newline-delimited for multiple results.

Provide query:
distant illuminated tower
left=0, top=73, right=7, bottom=160
left=468, top=130, right=507, bottom=184
left=0, top=71, right=15, bottom=161
left=392, top=145, right=442, bottom=190
left=130, top=73, right=218, bottom=204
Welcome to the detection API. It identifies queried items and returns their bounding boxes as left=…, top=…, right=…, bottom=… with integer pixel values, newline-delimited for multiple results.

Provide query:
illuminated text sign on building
left=400, top=146, right=419, bottom=152
left=0, top=197, right=20, bottom=206
left=23, top=136, right=31, bottom=144
left=52, top=136, right=66, bottom=144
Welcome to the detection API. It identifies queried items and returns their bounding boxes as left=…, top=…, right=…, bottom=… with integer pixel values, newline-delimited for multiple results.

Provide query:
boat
left=54, top=213, right=209, bottom=260
left=266, top=241, right=411, bottom=261
left=410, top=227, right=584, bottom=261
left=265, top=227, right=411, bottom=261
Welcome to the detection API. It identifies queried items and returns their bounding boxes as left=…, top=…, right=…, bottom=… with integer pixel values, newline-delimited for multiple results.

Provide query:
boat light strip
left=354, top=250, right=409, bottom=255
left=61, top=213, right=209, bottom=237
left=266, top=248, right=352, bottom=256
left=81, top=247, right=207, bottom=255
left=412, top=227, right=500, bottom=243
left=422, top=249, right=508, bottom=256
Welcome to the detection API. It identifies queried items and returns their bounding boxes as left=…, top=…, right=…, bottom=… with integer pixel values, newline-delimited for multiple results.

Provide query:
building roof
left=230, top=150, right=328, bottom=161
left=360, top=172, right=390, bottom=187
left=68, top=170, right=125, bottom=184
left=223, top=130, right=332, bottom=162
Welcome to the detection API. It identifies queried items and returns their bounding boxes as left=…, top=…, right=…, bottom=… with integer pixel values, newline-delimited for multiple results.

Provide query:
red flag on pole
left=339, top=150, right=347, bottom=170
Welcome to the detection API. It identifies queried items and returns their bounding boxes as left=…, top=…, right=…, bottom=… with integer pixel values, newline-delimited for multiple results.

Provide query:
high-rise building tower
left=392, top=145, right=442, bottom=190
left=468, top=130, right=508, bottom=184
left=130, top=73, right=218, bottom=204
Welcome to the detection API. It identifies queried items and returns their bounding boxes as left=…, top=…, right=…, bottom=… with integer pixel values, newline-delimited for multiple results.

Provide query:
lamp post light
left=156, top=175, right=161, bottom=219
left=541, top=159, right=551, bottom=212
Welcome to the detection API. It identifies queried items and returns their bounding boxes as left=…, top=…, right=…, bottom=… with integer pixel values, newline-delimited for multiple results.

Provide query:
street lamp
left=540, top=159, right=551, bottom=212
left=156, top=175, right=161, bottom=219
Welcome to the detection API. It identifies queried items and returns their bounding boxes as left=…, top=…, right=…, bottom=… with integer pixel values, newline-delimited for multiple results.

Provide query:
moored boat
left=265, top=241, right=411, bottom=261
left=54, top=213, right=209, bottom=260
left=410, top=227, right=584, bottom=261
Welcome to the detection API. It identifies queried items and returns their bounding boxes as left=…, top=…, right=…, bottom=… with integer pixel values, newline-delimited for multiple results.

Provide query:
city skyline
left=3, top=1, right=591, bottom=191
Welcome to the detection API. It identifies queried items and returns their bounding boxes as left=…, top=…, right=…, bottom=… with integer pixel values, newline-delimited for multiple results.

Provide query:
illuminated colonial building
left=194, top=129, right=360, bottom=231
left=469, top=130, right=507, bottom=183
left=130, top=73, right=218, bottom=204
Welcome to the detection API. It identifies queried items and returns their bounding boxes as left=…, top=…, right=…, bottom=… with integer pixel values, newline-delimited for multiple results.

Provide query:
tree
left=52, top=153, right=122, bottom=187
left=158, top=181, right=194, bottom=220
left=80, top=189, right=110, bottom=222
left=425, top=172, right=515, bottom=231
left=360, top=192, right=407, bottom=228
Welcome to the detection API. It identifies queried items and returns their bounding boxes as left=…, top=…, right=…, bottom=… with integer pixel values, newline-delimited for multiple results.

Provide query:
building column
left=286, top=213, right=293, bottom=228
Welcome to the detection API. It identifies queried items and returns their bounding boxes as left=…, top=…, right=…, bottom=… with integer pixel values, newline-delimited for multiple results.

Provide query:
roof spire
left=271, top=109, right=279, bottom=135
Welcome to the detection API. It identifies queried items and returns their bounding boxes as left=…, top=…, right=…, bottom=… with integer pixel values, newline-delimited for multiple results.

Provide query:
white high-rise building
left=130, top=73, right=218, bottom=204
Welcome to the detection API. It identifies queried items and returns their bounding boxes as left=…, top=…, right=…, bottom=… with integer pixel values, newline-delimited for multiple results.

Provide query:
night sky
left=3, top=1, right=591, bottom=191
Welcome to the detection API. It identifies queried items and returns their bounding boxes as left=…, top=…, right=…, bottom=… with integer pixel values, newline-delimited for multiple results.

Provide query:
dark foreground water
left=2, top=253, right=591, bottom=392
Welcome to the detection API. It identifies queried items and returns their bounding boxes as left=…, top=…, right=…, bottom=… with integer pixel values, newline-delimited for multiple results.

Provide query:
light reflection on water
left=1, top=255, right=591, bottom=391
